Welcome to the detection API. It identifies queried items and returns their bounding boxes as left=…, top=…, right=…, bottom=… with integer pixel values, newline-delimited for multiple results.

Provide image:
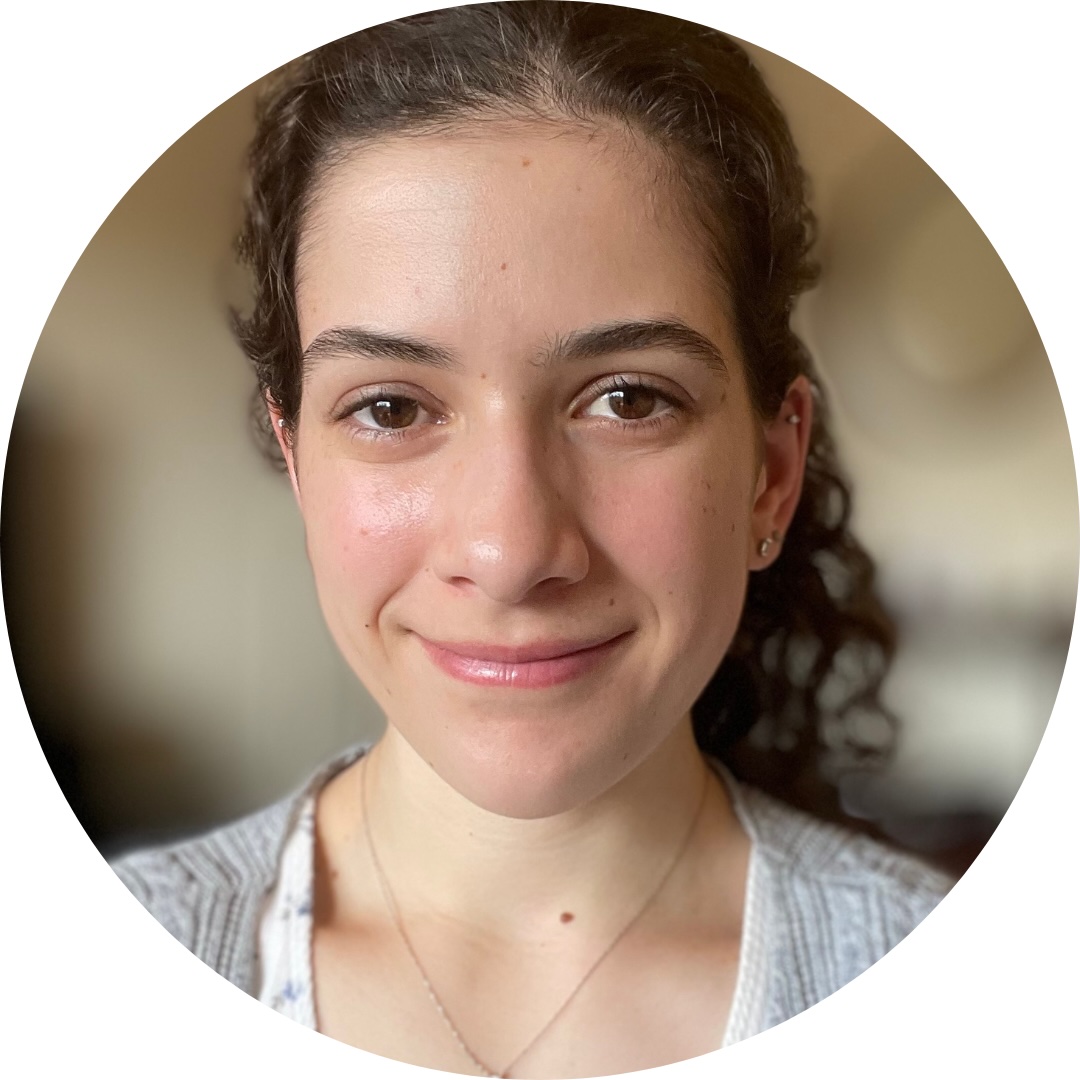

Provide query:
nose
left=429, top=423, right=590, bottom=604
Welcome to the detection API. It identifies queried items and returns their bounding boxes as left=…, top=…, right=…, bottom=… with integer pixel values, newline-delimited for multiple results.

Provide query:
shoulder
left=111, top=795, right=294, bottom=919
left=737, top=780, right=953, bottom=906
left=108, top=743, right=368, bottom=991
left=109, top=795, right=296, bottom=989
left=726, top=776, right=954, bottom=1028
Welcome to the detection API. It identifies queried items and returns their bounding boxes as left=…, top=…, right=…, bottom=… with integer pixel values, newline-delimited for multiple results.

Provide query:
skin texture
left=271, top=121, right=812, bottom=1076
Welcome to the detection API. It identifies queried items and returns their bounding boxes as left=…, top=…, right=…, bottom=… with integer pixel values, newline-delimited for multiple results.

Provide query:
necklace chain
left=359, top=755, right=709, bottom=1079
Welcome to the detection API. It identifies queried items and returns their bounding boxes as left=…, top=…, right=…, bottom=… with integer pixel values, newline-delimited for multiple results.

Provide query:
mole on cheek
left=500, top=262, right=508, bottom=271
left=521, top=157, right=531, bottom=167
left=560, top=912, right=574, bottom=924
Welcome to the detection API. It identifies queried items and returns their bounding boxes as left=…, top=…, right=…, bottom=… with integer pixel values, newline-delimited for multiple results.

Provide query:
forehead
left=295, top=122, right=731, bottom=360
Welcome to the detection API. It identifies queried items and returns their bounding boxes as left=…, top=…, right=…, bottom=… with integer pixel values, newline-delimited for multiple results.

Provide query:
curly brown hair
left=233, top=1, right=897, bottom=818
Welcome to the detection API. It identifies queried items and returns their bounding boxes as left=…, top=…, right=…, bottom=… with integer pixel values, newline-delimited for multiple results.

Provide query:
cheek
left=590, top=450, right=754, bottom=632
left=300, top=457, right=436, bottom=615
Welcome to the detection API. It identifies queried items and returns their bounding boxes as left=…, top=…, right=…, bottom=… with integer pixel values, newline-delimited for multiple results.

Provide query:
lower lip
left=418, top=634, right=631, bottom=689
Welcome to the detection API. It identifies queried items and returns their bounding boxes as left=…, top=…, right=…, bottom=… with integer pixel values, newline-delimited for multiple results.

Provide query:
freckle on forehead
left=500, top=262, right=508, bottom=271
left=521, top=157, right=531, bottom=167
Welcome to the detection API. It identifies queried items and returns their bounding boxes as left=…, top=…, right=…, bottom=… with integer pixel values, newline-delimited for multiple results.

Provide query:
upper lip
left=418, top=631, right=631, bottom=664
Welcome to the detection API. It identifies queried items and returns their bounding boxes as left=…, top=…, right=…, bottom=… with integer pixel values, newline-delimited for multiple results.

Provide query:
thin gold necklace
left=359, top=754, right=710, bottom=1079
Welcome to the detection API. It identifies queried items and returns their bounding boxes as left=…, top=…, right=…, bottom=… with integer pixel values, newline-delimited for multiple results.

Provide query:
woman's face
left=284, top=123, right=803, bottom=818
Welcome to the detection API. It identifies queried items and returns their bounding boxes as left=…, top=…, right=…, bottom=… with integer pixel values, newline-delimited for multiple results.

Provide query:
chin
left=408, top=702, right=653, bottom=820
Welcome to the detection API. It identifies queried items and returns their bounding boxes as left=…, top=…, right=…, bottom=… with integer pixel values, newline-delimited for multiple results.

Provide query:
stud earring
left=278, top=418, right=286, bottom=428
left=786, top=413, right=801, bottom=425
left=757, top=530, right=782, bottom=558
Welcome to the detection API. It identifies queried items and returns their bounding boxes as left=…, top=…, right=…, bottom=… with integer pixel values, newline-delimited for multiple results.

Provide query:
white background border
left=2, top=1, right=1076, bottom=1076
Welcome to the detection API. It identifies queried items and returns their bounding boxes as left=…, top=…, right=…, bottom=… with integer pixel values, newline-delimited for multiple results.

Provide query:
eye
left=581, top=381, right=677, bottom=422
left=351, top=393, right=429, bottom=432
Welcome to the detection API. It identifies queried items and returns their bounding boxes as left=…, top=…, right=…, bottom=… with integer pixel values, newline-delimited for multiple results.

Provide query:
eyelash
left=578, top=374, right=685, bottom=432
left=335, top=386, right=446, bottom=442
left=335, top=374, right=687, bottom=442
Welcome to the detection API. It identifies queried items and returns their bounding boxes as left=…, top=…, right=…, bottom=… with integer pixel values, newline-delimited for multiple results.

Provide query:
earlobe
left=266, top=394, right=303, bottom=507
left=749, top=375, right=814, bottom=570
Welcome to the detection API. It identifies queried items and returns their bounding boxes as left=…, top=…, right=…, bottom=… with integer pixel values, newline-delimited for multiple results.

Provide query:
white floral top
left=256, top=792, right=318, bottom=1027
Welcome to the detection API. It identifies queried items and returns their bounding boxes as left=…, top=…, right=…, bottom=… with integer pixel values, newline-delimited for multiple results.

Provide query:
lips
left=417, top=631, right=633, bottom=689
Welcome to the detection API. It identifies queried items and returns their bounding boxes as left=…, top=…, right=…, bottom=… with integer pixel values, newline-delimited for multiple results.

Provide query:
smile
left=417, top=632, right=634, bottom=689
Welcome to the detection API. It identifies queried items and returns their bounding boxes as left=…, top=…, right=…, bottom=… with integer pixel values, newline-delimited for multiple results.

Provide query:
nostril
left=428, top=447, right=591, bottom=601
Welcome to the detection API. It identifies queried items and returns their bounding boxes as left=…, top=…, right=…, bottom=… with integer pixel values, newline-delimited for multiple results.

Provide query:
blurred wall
left=3, top=83, right=377, bottom=849
left=3, top=38, right=1074, bottom=856
left=751, top=45, right=1075, bottom=825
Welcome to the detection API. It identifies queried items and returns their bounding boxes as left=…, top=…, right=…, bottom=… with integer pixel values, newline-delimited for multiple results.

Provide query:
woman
left=114, top=4, right=951, bottom=1074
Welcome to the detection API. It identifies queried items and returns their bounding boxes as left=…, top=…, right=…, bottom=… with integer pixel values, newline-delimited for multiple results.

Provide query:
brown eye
left=357, top=395, right=421, bottom=430
left=606, top=386, right=658, bottom=420
left=579, top=379, right=683, bottom=426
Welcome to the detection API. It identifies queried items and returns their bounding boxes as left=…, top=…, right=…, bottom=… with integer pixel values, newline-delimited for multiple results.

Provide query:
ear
left=749, top=375, right=814, bottom=570
left=266, top=394, right=303, bottom=508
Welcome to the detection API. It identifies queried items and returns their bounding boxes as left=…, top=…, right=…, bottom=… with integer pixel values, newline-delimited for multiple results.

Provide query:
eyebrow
left=541, top=319, right=729, bottom=377
left=302, top=326, right=459, bottom=375
left=301, top=317, right=729, bottom=378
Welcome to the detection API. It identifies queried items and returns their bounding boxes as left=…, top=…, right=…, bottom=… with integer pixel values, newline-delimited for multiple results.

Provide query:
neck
left=320, top=718, right=736, bottom=942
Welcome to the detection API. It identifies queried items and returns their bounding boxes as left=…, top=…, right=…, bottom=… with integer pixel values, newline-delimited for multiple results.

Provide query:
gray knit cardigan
left=112, top=746, right=953, bottom=1037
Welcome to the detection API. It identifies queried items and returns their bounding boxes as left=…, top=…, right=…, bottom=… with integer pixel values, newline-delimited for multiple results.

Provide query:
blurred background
left=2, top=37, right=1074, bottom=874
